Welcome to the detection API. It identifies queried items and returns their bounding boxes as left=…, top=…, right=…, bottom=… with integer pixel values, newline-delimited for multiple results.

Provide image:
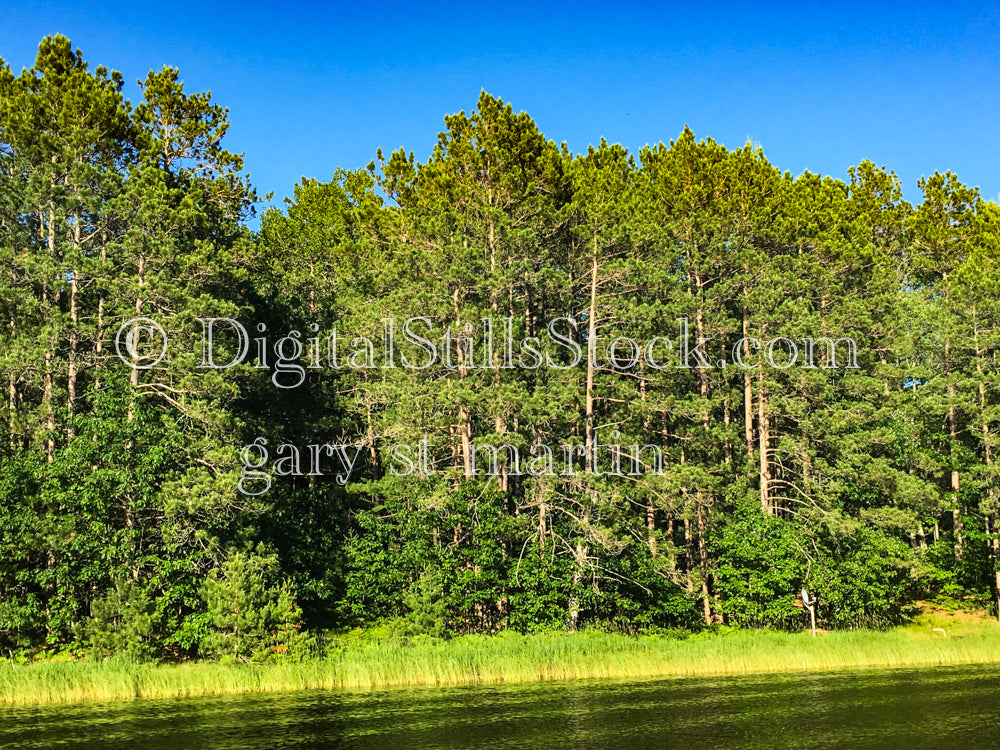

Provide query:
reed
left=3, top=624, right=998, bottom=707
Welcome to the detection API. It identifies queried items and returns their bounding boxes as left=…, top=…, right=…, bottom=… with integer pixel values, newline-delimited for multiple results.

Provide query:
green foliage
left=2, top=37, right=1000, bottom=664
left=400, top=570, right=449, bottom=639
left=83, top=580, right=155, bottom=661
left=810, top=525, right=917, bottom=628
left=713, top=508, right=804, bottom=628
left=200, top=548, right=312, bottom=662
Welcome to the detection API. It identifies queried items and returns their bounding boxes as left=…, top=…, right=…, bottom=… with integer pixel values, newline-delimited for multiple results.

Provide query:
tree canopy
left=1, top=38, right=998, bottom=659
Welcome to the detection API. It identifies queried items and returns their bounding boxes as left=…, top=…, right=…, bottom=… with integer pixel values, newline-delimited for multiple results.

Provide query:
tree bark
left=585, top=244, right=598, bottom=470
left=127, top=252, right=145, bottom=423
left=758, top=370, right=771, bottom=515
left=697, top=495, right=712, bottom=625
left=743, top=291, right=754, bottom=460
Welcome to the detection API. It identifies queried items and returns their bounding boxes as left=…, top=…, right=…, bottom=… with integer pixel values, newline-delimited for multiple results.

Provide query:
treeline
left=1, top=37, right=998, bottom=661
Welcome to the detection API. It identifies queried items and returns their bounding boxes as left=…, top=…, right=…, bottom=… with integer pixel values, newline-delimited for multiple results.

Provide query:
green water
left=2, top=665, right=998, bottom=748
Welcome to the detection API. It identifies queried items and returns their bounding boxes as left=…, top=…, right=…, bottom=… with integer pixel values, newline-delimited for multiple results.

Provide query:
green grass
left=3, top=624, right=1000, bottom=707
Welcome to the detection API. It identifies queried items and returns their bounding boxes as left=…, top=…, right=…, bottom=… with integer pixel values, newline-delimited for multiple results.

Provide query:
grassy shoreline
left=3, top=622, right=1000, bottom=707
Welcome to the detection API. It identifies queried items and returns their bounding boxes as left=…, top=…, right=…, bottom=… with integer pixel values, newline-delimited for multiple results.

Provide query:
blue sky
left=2, top=1, right=998, bottom=224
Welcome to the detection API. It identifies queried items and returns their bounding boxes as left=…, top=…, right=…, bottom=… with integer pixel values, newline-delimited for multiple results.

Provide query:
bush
left=400, top=569, right=449, bottom=639
left=83, top=579, right=155, bottom=661
left=200, top=546, right=313, bottom=662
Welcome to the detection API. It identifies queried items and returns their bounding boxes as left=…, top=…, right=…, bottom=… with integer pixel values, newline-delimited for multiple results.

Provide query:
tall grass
left=3, top=625, right=999, bottom=707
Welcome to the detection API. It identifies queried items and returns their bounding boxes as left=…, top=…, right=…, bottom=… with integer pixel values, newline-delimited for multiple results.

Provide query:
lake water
left=2, top=665, right=999, bottom=748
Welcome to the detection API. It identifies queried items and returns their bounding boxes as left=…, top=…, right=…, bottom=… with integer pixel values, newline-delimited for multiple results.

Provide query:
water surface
left=2, top=664, right=998, bottom=749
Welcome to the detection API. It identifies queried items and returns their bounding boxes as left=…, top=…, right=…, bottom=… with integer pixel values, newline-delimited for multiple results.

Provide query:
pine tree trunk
left=758, top=370, right=770, bottom=515
left=585, top=245, right=598, bottom=470
left=127, top=252, right=145, bottom=423
left=640, top=360, right=656, bottom=555
left=43, top=204, right=57, bottom=462
left=94, top=232, right=106, bottom=392
left=949, top=397, right=962, bottom=560
left=975, top=320, right=995, bottom=613
left=697, top=494, right=712, bottom=625
left=743, top=292, right=754, bottom=461
left=567, top=538, right=588, bottom=631
left=694, top=272, right=713, bottom=622
left=989, top=513, right=1000, bottom=623
left=452, top=289, right=473, bottom=478
left=8, top=259, right=16, bottom=441
left=459, top=405, right=473, bottom=478
left=538, top=479, right=547, bottom=556
left=67, top=212, right=79, bottom=439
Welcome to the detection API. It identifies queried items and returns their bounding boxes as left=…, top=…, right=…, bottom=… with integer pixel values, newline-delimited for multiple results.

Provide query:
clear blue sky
left=3, top=1, right=998, bottom=225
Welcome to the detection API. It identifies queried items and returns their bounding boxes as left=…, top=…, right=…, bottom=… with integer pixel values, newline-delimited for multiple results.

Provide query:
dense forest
left=1, top=36, right=999, bottom=661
